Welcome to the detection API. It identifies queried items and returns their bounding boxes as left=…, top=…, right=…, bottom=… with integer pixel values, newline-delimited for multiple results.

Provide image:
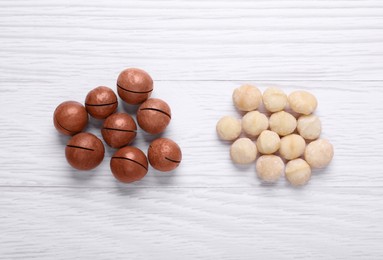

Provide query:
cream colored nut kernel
left=263, top=87, right=288, bottom=112
left=285, top=159, right=311, bottom=186
left=288, top=90, right=318, bottom=115
left=269, top=111, right=297, bottom=136
left=242, top=111, right=269, bottom=137
left=304, top=139, right=334, bottom=168
left=256, top=130, right=281, bottom=154
left=279, top=134, right=306, bottom=160
left=230, top=138, right=257, bottom=164
left=297, top=114, right=322, bottom=140
left=216, top=116, right=242, bottom=141
left=232, top=84, right=262, bottom=111
left=256, top=155, right=284, bottom=183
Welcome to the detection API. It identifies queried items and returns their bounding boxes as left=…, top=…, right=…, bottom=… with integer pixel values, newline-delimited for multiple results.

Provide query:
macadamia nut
left=256, top=130, right=280, bottom=154
left=256, top=155, right=284, bottom=183
left=279, top=134, right=306, bottom=160
left=230, top=138, right=257, bottom=164
left=232, top=84, right=262, bottom=111
left=216, top=116, right=242, bottom=141
left=288, top=90, right=317, bottom=115
left=263, top=87, right=287, bottom=112
left=297, top=115, right=321, bottom=140
left=242, top=111, right=269, bottom=137
left=285, top=159, right=311, bottom=186
left=304, top=139, right=334, bottom=168
left=269, top=111, right=297, bottom=136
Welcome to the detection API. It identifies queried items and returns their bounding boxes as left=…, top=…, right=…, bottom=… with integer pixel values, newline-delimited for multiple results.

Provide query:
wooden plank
left=1, top=187, right=382, bottom=259
left=0, top=0, right=382, bottom=80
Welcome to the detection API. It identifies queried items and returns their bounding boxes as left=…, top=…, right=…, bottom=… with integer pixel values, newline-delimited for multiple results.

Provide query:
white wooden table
left=1, top=0, right=383, bottom=259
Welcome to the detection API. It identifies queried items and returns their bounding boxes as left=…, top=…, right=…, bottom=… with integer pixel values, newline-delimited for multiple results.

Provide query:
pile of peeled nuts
left=53, top=68, right=182, bottom=183
left=216, top=85, right=334, bottom=186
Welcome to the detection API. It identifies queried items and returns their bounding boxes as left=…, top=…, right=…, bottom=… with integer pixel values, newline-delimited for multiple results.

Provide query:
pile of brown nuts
left=54, top=68, right=182, bottom=183
left=216, top=84, right=334, bottom=186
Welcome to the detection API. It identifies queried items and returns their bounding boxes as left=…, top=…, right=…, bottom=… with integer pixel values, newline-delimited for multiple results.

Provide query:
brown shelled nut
left=110, top=146, right=148, bottom=183
left=101, top=113, right=137, bottom=148
left=65, top=133, right=105, bottom=170
left=137, top=98, right=171, bottom=134
left=116, top=68, right=153, bottom=105
left=148, top=138, right=182, bottom=172
left=53, top=101, right=88, bottom=136
left=85, top=86, right=118, bottom=119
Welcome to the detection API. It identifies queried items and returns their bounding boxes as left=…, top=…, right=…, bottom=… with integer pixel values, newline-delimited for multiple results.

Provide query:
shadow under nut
left=65, top=133, right=105, bottom=170
left=53, top=101, right=88, bottom=136
left=116, top=68, right=153, bottom=105
left=148, top=138, right=182, bottom=172
left=110, top=146, right=148, bottom=183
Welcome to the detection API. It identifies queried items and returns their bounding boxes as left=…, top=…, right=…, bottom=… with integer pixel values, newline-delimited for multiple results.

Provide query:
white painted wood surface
left=1, top=0, right=383, bottom=259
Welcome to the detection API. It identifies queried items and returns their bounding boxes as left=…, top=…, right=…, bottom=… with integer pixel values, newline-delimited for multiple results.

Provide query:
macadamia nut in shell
left=101, top=113, right=137, bottom=148
left=65, top=133, right=105, bottom=170
left=148, top=138, right=182, bottom=172
left=216, top=116, right=242, bottom=141
left=110, top=146, right=148, bottom=183
left=230, top=138, right=257, bottom=164
left=137, top=98, right=171, bottom=135
left=85, top=86, right=118, bottom=119
left=304, top=139, right=334, bottom=168
left=232, top=84, right=262, bottom=111
left=117, top=68, right=153, bottom=105
left=53, top=101, right=88, bottom=136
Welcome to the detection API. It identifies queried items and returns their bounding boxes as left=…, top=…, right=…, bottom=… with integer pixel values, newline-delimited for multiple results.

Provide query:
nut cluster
left=216, top=84, right=334, bottom=187
left=53, top=68, right=182, bottom=183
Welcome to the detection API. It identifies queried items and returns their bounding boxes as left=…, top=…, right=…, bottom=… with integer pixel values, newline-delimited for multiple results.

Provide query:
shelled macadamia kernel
left=230, top=138, right=257, bottom=164
left=232, top=84, right=262, bottom=111
left=297, top=114, right=322, bottom=140
left=242, top=111, right=268, bottom=137
left=256, top=155, right=284, bottom=183
left=288, top=90, right=317, bottom=115
left=216, top=116, right=242, bottom=141
left=279, top=134, right=306, bottom=160
left=269, top=111, right=297, bottom=136
left=216, top=84, right=333, bottom=187
left=304, top=139, right=334, bottom=168
left=256, top=130, right=280, bottom=155
left=263, top=87, right=287, bottom=112
left=285, top=159, right=311, bottom=186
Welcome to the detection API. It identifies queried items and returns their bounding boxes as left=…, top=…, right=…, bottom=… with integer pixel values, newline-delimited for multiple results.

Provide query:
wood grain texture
left=1, top=0, right=383, bottom=259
